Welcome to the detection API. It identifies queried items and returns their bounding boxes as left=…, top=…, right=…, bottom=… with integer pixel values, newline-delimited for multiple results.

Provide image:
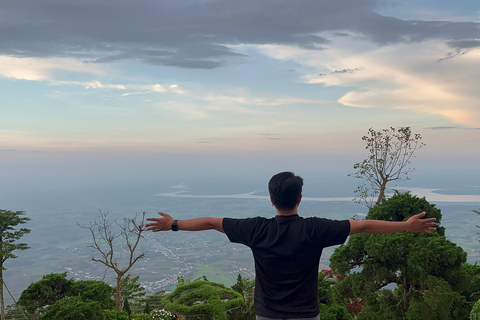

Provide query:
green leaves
left=18, top=273, right=116, bottom=316
left=0, top=209, right=30, bottom=265
left=330, top=193, right=475, bottom=319
left=162, top=279, right=243, bottom=320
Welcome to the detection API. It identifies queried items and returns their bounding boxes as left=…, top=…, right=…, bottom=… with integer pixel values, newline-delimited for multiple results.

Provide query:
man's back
left=223, top=215, right=350, bottom=318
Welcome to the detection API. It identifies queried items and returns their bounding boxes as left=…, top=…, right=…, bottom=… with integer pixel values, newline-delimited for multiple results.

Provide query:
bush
left=104, top=310, right=130, bottom=320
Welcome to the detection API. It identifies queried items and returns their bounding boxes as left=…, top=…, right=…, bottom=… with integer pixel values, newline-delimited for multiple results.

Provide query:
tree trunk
left=376, top=179, right=388, bottom=205
left=115, top=277, right=122, bottom=311
left=0, top=267, right=5, bottom=320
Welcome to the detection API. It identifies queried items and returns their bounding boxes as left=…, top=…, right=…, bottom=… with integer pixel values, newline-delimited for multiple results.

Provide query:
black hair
left=268, top=172, right=303, bottom=211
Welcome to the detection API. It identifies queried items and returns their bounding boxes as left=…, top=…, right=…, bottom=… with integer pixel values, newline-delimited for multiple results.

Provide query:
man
left=146, top=172, right=437, bottom=320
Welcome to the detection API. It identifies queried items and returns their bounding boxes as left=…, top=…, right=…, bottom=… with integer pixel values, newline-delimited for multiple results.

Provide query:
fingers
left=421, top=217, right=438, bottom=233
left=145, top=212, right=173, bottom=232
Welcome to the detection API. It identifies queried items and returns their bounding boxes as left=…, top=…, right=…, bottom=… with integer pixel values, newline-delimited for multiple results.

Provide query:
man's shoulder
left=302, top=216, right=351, bottom=231
left=225, top=216, right=271, bottom=221
left=303, top=216, right=345, bottom=223
left=223, top=216, right=270, bottom=226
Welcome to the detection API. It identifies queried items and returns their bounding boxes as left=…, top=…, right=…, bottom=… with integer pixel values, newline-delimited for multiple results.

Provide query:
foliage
left=38, top=296, right=105, bottom=320
left=350, top=127, right=425, bottom=207
left=0, top=210, right=30, bottom=269
left=0, top=209, right=30, bottom=320
left=78, top=210, right=146, bottom=311
left=71, top=279, right=116, bottom=309
left=123, top=298, right=132, bottom=316
left=462, top=263, right=480, bottom=301
left=132, top=290, right=168, bottom=315
left=121, top=275, right=147, bottom=302
left=330, top=192, right=476, bottom=319
left=131, top=314, right=154, bottom=320
left=405, top=276, right=468, bottom=320
left=227, top=274, right=255, bottom=320
left=162, top=279, right=243, bottom=320
left=317, top=271, right=354, bottom=320
left=4, top=303, right=28, bottom=320
left=103, top=309, right=130, bottom=320
left=144, top=301, right=152, bottom=314
left=471, top=299, right=480, bottom=320
left=18, top=272, right=74, bottom=314
left=18, top=273, right=117, bottom=318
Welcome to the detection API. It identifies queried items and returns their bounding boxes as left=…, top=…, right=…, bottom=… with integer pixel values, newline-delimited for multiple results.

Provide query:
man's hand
left=145, top=212, right=174, bottom=232
left=406, top=211, right=438, bottom=233
left=349, top=211, right=437, bottom=235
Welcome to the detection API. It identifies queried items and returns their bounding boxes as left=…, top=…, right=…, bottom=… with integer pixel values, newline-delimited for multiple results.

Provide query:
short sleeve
left=310, top=218, right=350, bottom=247
left=223, top=217, right=263, bottom=247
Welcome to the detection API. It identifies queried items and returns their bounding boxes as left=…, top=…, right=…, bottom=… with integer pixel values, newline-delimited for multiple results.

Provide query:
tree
left=18, top=272, right=74, bottom=316
left=79, top=211, right=146, bottom=311
left=120, top=275, right=146, bottom=303
left=228, top=274, right=255, bottom=320
left=0, top=209, right=30, bottom=320
left=18, top=273, right=116, bottom=318
left=123, top=298, right=132, bottom=317
left=317, top=271, right=354, bottom=320
left=144, top=301, right=152, bottom=314
left=39, top=296, right=104, bottom=320
left=330, top=193, right=477, bottom=319
left=133, top=290, right=168, bottom=315
left=350, top=127, right=425, bottom=207
left=162, top=279, right=243, bottom=320
left=71, top=279, right=116, bottom=310
left=471, top=299, right=480, bottom=320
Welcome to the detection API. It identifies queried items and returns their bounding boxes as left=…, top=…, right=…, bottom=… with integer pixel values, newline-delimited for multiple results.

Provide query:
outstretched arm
left=349, top=211, right=437, bottom=235
left=145, top=212, right=224, bottom=233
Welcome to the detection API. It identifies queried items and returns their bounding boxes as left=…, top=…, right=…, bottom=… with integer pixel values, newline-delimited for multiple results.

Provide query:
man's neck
left=276, top=208, right=299, bottom=216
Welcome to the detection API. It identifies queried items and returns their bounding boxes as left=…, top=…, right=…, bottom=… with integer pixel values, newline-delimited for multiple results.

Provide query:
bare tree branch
left=78, top=211, right=146, bottom=311
left=350, top=127, right=425, bottom=208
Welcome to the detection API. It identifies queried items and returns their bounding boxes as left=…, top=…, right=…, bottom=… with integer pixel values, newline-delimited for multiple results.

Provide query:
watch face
left=172, top=220, right=179, bottom=231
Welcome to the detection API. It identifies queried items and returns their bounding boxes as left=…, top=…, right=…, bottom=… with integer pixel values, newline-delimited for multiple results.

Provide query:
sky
left=1, top=0, right=479, bottom=193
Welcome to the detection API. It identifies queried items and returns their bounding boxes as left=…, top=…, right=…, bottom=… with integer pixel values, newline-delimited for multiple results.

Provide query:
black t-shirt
left=223, top=215, right=350, bottom=318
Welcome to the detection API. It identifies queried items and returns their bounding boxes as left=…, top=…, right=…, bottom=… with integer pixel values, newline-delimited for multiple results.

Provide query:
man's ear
left=270, top=196, right=275, bottom=207
left=297, top=194, right=303, bottom=206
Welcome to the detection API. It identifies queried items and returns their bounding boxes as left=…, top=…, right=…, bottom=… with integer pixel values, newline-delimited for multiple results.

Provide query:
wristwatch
left=171, top=220, right=179, bottom=231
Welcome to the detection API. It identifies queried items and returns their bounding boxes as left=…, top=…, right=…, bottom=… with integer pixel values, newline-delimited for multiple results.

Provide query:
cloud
left=1, top=0, right=478, bottom=69
left=150, top=87, right=331, bottom=121
left=0, top=55, right=186, bottom=95
left=204, top=94, right=331, bottom=108
left=0, top=56, right=104, bottom=81
left=120, top=84, right=185, bottom=96
left=254, top=37, right=480, bottom=127
left=169, top=183, right=189, bottom=190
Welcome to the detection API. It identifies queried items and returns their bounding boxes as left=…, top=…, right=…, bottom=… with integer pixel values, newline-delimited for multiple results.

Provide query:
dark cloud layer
left=1, top=0, right=479, bottom=69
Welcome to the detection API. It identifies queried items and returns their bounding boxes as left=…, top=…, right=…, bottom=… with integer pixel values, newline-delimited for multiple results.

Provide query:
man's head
left=268, top=172, right=304, bottom=211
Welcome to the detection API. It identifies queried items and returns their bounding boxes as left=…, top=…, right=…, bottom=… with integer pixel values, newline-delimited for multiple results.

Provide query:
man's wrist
left=171, top=219, right=179, bottom=231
